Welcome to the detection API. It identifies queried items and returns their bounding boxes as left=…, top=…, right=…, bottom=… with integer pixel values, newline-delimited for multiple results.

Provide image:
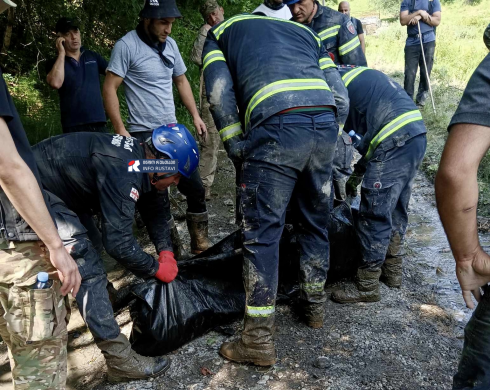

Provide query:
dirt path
left=0, top=152, right=481, bottom=390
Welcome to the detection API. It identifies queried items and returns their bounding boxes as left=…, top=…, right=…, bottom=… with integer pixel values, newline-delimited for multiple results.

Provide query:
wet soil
left=0, top=150, right=483, bottom=390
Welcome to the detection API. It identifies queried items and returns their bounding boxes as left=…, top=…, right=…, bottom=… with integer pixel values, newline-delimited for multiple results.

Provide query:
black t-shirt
left=46, top=48, right=108, bottom=130
left=0, top=68, right=53, bottom=241
left=449, top=53, right=490, bottom=131
left=351, top=17, right=363, bottom=35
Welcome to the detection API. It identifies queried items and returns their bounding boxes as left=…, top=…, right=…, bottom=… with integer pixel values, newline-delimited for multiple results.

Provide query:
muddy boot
left=381, top=258, right=403, bottom=288
left=331, top=269, right=381, bottom=304
left=186, top=211, right=212, bottom=254
left=98, top=333, right=170, bottom=383
left=302, top=301, right=325, bottom=329
left=168, top=217, right=188, bottom=261
left=220, top=315, right=277, bottom=366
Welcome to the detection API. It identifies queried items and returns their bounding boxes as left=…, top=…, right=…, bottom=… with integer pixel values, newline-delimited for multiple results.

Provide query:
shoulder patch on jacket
left=130, top=187, right=139, bottom=201
left=347, top=21, right=356, bottom=35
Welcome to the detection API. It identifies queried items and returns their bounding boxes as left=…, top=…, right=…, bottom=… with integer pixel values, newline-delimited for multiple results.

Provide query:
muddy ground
left=0, top=150, right=483, bottom=390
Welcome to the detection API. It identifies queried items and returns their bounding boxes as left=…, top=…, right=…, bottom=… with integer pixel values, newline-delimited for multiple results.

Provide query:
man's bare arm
left=0, top=117, right=81, bottom=296
left=424, top=11, right=441, bottom=27
left=359, top=33, right=366, bottom=54
left=435, top=124, right=490, bottom=308
left=173, top=74, right=207, bottom=139
left=103, top=71, right=131, bottom=137
left=46, top=37, right=66, bottom=90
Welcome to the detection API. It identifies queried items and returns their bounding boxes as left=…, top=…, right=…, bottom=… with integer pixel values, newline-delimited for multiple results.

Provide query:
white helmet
left=0, top=0, right=16, bottom=15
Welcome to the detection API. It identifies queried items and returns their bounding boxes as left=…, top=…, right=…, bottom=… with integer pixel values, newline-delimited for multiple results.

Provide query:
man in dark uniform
left=203, top=14, right=348, bottom=366
left=286, top=0, right=366, bottom=200
left=46, top=17, right=109, bottom=133
left=331, top=66, right=427, bottom=303
left=338, top=1, right=365, bottom=54
left=436, top=46, right=490, bottom=389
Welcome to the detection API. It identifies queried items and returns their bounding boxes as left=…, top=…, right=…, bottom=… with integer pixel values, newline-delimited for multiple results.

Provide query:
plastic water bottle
left=348, top=130, right=363, bottom=148
left=33, top=272, right=52, bottom=290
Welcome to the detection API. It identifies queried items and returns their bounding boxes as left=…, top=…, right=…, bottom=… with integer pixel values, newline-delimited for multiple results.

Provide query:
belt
left=263, top=111, right=335, bottom=125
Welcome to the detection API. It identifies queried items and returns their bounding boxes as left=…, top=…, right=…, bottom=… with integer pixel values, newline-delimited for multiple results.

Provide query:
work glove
left=154, top=250, right=178, bottom=283
left=346, top=174, right=363, bottom=198
left=223, top=137, right=245, bottom=164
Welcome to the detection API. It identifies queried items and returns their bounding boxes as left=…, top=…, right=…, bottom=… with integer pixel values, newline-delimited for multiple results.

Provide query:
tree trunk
left=1, top=7, right=15, bottom=57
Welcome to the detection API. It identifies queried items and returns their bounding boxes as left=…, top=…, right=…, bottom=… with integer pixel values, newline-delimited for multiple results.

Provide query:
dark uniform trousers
left=240, top=112, right=337, bottom=312
left=404, top=40, right=436, bottom=105
left=132, top=131, right=207, bottom=214
left=356, top=128, right=426, bottom=270
left=49, top=193, right=120, bottom=341
left=453, top=284, right=490, bottom=390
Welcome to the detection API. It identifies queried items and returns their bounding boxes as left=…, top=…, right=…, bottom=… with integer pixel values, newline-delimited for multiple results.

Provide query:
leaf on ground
left=200, top=367, right=214, bottom=376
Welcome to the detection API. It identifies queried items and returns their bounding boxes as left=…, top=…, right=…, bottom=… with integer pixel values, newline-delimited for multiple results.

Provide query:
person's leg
left=332, top=133, right=426, bottom=303
left=77, top=212, right=104, bottom=254
left=199, top=88, right=221, bottom=199
left=416, top=40, right=436, bottom=106
left=295, top=119, right=338, bottom=328
left=404, top=44, right=421, bottom=101
left=453, top=285, right=490, bottom=390
left=178, top=170, right=211, bottom=254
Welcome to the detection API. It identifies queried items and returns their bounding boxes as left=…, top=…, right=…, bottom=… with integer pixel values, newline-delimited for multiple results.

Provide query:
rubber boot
left=220, top=315, right=277, bottom=366
left=331, top=268, right=381, bottom=304
left=381, top=258, right=403, bottom=288
left=186, top=211, right=212, bottom=254
left=97, top=333, right=170, bottom=383
left=168, top=217, right=188, bottom=261
left=302, top=301, right=325, bottom=329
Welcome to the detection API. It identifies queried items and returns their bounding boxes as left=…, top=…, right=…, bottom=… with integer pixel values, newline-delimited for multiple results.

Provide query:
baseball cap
left=55, top=17, right=79, bottom=34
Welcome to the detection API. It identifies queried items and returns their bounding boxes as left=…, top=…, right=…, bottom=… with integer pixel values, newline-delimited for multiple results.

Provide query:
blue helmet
left=282, top=0, right=300, bottom=5
left=147, top=123, right=200, bottom=179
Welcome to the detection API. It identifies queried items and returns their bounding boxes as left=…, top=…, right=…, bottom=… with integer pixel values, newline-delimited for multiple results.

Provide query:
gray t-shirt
left=107, top=31, right=187, bottom=132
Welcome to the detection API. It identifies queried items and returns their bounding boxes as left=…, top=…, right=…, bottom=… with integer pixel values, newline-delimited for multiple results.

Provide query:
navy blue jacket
left=307, top=2, right=367, bottom=66
left=33, top=133, right=170, bottom=278
left=338, top=66, right=426, bottom=159
left=202, top=14, right=349, bottom=151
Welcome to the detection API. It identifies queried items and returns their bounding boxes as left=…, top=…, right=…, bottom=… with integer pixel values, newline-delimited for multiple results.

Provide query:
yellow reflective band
left=203, top=50, right=223, bottom=63
left=341, top=66, right=370, bottom=87
left=246, top=305, right=275, bottom=317
left=214, top=15, right=321, bottom=47
left=202, top=56, right=226, bottom=71
left=245, top=79, right=331, bottom=127
left=339, top=36, right=361, bottom=56
left=318, top=25, right=340, bottom=41
left=365, top=110, right=423, bottom=159
left=319, top=56, right=336, bottom=69
left=219, top=122, right=243, bottom=142
left=301, top=282, right=325, bottom=293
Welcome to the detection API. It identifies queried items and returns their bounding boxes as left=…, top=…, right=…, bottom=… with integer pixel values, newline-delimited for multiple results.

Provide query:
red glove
left=154, top=251, right=178, bottom=283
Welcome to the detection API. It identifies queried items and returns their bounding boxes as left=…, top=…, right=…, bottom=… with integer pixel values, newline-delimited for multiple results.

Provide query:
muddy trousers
left=51, top=196, right=120, bottom=342
left=240, top=112, right=337, bottom=317
left=356, top=132, right=426, bottom=271
left=453, top=285, right=490, bottom=390
left=132, top=131, right=207, bottom=214
left=332, top=131, right=354, bottom=200
left=0, top=242, right=69, bottom=390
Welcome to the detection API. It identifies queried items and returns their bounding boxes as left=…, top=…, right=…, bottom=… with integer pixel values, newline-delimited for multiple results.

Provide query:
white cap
left=0, top=0, right=17, bottom=15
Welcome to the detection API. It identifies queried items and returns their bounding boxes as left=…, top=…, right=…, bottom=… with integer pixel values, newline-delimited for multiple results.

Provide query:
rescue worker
left=338, top=1, right=365, bottom=54
left=103, top=0, right=211, bottom=255
left=331, top=66, right=427, bottom=303
left=0, top=2, right=80, bottom=388
left=253, top=0, right=292, bottom=19
left=285, top=0, right=367, bottom=200
left=203, top=14, right=348, bottom=366
left=435, top=50, right=490, bottom=390
left=190, top=0, right=225, bottom=200
left=32, top=125, right=198, bottom=381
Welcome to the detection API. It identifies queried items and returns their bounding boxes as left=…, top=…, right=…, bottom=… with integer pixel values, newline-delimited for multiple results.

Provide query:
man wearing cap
left=190, top=0, right=225, bottom=200
left=253, top=0, right=292, bottom=19
left=46, top=17, right=109, bottom=133
left=104, top=0, right=211, bottom=255
left=0, top=1, right=81, bottom=388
